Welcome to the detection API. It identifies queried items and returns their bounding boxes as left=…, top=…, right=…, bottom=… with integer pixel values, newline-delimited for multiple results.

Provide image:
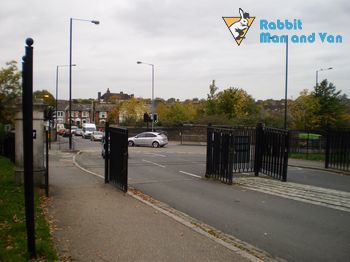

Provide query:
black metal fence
left=206, top=126, right=256, bottom=184
left=206, top=123, right=289, bottom=184
left=289, top=130, right=326, bottom=155
left=105, top=123, right=128, bottom=192
left=325, top=129, right=350, bottom=171
left=256, top=125, right=289, bottom=181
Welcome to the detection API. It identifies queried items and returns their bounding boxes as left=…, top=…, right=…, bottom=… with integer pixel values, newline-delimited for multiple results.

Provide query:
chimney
left=98, top=92, right=101, bottom=101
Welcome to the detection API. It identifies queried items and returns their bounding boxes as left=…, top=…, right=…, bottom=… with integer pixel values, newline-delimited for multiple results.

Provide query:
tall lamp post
left=69, top=18, right=99, bottom=150
left=55, top=64, right=76, bottom=140
left=137, top=61, right=155, bottom=131
left=284, top=36, right=288, bottom=130
left=316, top=67, right=333, bottom=87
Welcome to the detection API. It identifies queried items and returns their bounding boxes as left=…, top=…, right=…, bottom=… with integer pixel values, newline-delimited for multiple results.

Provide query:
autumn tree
left=119, top=97, right=147, bottom=126
left=107, top=106, right=120, bottom=124
left=289, top=89, right=321, bottom=130
left=0, top=61, right=21, bottom=126
left=33, top=89, right=55, bottom=106
left=216, top=87, right=257, bottom=119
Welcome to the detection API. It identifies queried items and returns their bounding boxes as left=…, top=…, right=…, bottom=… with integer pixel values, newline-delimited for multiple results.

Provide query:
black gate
left=206, top=123, right=289, bottom=184
left=255, top=124, right=289, bottom=181
left=206, top=126, right=256, bottom=184
left=325, top=129, right=350, bottom=172
left=105, top=122, right=128, bottom=192
left=1, top=131, right=15, bottom=162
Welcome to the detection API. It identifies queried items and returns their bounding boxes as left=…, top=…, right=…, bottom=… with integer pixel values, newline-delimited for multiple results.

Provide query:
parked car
left=62, top=129, right=71, bottom=137
left=71, top=126, right=78, bottom=135
left=128, top=132, right=168, bottom=148
left=91, top=131, right=103, bottom=141
left=58, top=128, right=66, bottom=136
left=75, top=128, right=83, bottom=136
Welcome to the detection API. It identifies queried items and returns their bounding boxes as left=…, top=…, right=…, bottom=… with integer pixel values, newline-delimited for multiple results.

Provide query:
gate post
left=22, top=38, right=36, bottom=258
left=104, top=122, right=109, bottom=183
left=205, top=123, right=212, bottom=178
left=282, top=130, right=290, bottom=182
left=254, top=123, right=264, bottom=176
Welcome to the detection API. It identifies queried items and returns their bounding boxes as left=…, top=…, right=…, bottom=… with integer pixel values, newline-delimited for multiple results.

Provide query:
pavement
left=47, top=145, right=256, bottom=262
left=48, top=139, right=349, bottom=261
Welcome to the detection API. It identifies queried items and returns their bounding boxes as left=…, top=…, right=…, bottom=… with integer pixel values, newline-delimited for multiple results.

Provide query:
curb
left=288, top=164, right=350, bottom=176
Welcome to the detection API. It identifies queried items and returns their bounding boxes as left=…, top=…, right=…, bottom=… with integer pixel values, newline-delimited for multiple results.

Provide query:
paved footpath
left=48, top=149, right=256, bottom=262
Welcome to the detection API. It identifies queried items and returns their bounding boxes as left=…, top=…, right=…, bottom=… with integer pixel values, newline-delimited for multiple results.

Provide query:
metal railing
left=256, top=125, right=289, bottom=181
left=325, top=129, right=350, bottom=171
left=206, top=123, right=289, bottom=184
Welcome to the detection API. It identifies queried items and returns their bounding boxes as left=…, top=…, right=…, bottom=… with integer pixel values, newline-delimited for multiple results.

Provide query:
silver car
left=128, top=132, right=168, bottom=148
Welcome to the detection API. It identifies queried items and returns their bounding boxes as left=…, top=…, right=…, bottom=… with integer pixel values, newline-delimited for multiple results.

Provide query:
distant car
left=62, top=129, right=71, bottom=137
left=91, top=131, right=103, bottom=141
left=128, top=132, right=168, bottom=148
left=75, top=128, right=83, bottom=136
left=71, top=126, right=78, bottom=135
left=58, top=129, right=66, bottom=136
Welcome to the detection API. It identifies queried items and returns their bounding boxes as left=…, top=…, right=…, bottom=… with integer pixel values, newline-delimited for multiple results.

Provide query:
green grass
left=0, top=156, right=58, bottom=261
left=289, top=152, right=325, bottom=161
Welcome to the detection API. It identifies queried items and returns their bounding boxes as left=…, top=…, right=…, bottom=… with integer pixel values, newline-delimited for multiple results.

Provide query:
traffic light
left=153, top=113, right=158, bottom=123
left=143, top=112, right=152, bottom=122
left=44, top=106, right=54, bottom=121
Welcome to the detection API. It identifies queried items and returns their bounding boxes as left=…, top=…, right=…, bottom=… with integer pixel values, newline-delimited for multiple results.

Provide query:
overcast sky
left=1, top=0, right=349, bottom=101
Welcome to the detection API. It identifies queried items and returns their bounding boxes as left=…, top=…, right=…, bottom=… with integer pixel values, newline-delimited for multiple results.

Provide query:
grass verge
left=289, top=152, right=325, bottom=162
left=0, top=156, right=58, bottom=261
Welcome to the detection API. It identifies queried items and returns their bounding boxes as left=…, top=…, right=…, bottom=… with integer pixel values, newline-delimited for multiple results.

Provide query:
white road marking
left=179, top=171, right=201, bottom=179
left=142, top=159, right=166, bottom=168
left=146, top=153, right=167, bottom=157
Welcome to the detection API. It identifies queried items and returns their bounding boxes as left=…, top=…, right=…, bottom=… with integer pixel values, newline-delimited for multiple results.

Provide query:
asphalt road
left=70, top=136, right=350, bottom=261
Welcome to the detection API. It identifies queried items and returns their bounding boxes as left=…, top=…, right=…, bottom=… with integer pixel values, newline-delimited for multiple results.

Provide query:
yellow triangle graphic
left=223, top=16, right=255, bottom=46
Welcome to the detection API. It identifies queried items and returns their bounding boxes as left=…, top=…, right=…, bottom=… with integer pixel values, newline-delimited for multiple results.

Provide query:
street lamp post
left=137, top=61, right=155, bottom=132
left=284, top=36, right=288, bottom=130
left=69, top=18, right=99, bottom=150
left=316, top=67, right=333, bottom=87
left=55, top=64, right=76, bottom=141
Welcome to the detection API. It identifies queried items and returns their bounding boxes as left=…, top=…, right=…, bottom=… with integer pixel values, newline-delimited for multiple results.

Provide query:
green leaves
left=0, top=61, right=21, bottom=126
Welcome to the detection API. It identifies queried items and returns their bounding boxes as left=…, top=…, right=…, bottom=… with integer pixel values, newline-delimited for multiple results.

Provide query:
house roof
left=56, top=100, right=69, bottom=111
left=100, top=88, right=132, bottom=101
left=64, top=103, right=91, bottom=111
left=95, top=103, right=115, bottom=112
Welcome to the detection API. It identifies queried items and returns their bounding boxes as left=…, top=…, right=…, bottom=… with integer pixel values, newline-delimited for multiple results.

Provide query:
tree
left=312, top=79, right=347, bottom=129
left=119, top=98, right=147, bottom=126
left=216, top=87, right=257, bottom=119
left=33, top=90, right=55, bottom=106
left=107, top=106, right=120, bottom=124
left=0, top=61, right=21, bottom=126
left=205, top=80, right=218, bottom=115
left=289, top=89, right=321, bottom=130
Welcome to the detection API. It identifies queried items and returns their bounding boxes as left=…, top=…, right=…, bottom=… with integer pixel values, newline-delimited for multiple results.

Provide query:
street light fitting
left=91, top=20, right=100, bottom=25
left=137, top=61, right=142, bottom=64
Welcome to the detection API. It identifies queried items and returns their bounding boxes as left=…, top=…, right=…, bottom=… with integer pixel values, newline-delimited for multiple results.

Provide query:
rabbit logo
left=223, top=8, right=255, bottom=46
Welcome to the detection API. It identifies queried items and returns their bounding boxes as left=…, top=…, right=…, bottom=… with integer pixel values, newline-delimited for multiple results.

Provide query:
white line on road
left=142, top=159, right=166, bottom=168
left=179, top=171, right=201, bottom=179
left=146, top=153, right=167, bottom=157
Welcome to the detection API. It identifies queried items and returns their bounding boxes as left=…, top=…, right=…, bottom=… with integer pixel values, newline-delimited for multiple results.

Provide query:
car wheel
left=152, top=141, right=159, bottom=148
left=128, top=141, right=134, bottom=147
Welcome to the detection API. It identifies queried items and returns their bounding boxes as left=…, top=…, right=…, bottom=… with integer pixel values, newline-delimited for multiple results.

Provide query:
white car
left=128, top=132, right=168, bottom=148
left=91, top=131, right=104, bottom=141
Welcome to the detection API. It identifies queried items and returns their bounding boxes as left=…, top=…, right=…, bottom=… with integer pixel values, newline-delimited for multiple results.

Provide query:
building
left=54, top=100, right=69, bottom=125
left=94, top=103, right=116, bottom=126
left=98, top=88, right=133, bottom=103
left=64, top=103, right=92, bottom=127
